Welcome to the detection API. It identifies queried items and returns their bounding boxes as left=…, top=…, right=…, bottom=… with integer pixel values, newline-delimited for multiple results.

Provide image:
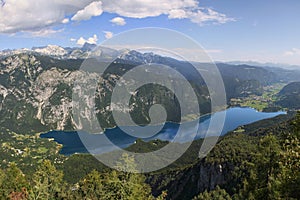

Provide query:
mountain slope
left=0, top=47, right=293, bottom=133
left=276, top=82, right=300, bottom=109
left=147, top=112, right=295, bottom=199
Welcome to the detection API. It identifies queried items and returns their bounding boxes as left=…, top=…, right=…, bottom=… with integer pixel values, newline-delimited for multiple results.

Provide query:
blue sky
left=0, top=0, right=300, bottom=65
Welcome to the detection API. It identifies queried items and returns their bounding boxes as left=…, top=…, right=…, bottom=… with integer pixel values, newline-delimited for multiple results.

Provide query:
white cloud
left=0, top=0, right=96, bottom=33
left=62, top=18, right=70, bottom=24
left=103, top=31, right=113, bottom=39
left=186, top=8, right=235, bottom=25
left=77, top=37, right=87, bottom=46
left=71, top=1, right=103, bottom=21
left=23, top=28, right=64, bottom=37
left=101, top=0, right=234, bottom=25
left=76, top=34, right=98, bottom=46
left=70, top=38, right=76, bottom=42
left=284, top=48, right=300, bottom=56
left=168, top=9, right=187, bottom=19
left=0, top=0, right=234, bottom=34
left=110, top=17, right=126, bottom=26
left=102, top=0, right=196, bottom=18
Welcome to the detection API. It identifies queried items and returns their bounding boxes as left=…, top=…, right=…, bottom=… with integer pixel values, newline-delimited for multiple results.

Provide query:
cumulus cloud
left=168, top=9, right=187, bottom=19
left=28, top=28, right=64, bottom=37
left=62, top=18, right=70, bottom=24
left=76, top=34, right=98, bottom=46
left=101, top=0, right=196, bottom=18
left=71, top=1, right=103, bottom=21
left=0, top=0, right=96, bottom=33
left=284, top=48, right=300, bottom=56
left=0, top=0, right=234, bottom=34
left=186, top=8, right=235, bottom=25
left=103, top=31, right=113, bottom=39
left=101, top=0, right=234, bottom=25
left=110, top=17, right=126, bottom=26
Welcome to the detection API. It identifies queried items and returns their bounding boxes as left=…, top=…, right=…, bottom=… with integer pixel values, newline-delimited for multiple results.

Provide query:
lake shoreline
left=40, top=107, right=286, bottom=156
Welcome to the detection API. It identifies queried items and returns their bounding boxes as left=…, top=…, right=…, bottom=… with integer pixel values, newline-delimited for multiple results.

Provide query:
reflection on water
left=40, top=107, right=286, bottom=155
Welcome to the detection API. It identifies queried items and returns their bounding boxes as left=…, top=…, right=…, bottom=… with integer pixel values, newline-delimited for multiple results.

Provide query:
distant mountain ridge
left=0, top=45, right=299, bottom=133
left=224, top=60, right=300, bottom=70
left=2, top=44, right=300, bottom=73
left=0, top=43, right=120, bottom=60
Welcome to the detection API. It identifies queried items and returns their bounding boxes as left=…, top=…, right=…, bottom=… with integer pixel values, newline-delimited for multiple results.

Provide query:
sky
left=0, top=0, right=300, bottom=65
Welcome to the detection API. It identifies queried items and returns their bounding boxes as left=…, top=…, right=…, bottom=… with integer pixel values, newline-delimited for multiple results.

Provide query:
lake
left=40, top=107, right=286, bottom=155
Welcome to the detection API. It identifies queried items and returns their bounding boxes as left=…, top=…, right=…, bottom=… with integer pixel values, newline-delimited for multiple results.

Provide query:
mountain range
left=1, top=44, right=300, bottom=133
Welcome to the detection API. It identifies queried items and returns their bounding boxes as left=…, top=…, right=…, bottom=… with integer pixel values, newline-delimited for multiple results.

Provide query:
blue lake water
left=40, top=107, right=286, bottom=155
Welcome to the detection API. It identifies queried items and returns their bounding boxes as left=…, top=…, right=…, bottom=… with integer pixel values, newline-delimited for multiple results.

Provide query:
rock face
left=0, top=51, right=198, bottom=133
left=0, top=54, right=79, bottom=132
left=148, top=159, right=228, bottom=200
left=0, top=45, right=282, bottom=133
left=33, top=45, right=68, bottom=57
left=0, top=54, right=136, bottom=132
left=0, top=52, right=115, bottom=132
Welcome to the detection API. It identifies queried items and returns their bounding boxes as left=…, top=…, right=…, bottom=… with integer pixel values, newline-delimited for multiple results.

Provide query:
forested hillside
left=276, top=82, right=300, bottom=109
left=0, top=112, right=298, bottom=199
left=0, top=51, right=290, bottom=133
left=0, top=50, right=299, bottom=200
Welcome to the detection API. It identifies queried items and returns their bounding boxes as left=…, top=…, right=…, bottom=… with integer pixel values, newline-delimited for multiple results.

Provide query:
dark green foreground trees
left=192, top=113, right=300, bottom=200
left=240, top=114, right=300, bottom=200
left=0, top=155, right=166, bottom=200
left=0, top=113, right=299, bottom=200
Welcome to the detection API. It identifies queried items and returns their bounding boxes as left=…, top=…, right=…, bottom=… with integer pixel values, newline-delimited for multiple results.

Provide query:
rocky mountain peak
left=33, top=45, right=67, bottom=57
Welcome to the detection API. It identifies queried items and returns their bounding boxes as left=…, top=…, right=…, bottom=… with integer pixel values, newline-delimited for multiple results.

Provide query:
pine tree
left=193, top=186, right=232, bottom=200
left=280, top=112, right=300, bottom=198
left=30, top=160, right=64, bottom=200
left=102, top=153, right=154, bottom=200
left=0, top=163, right=29, bottom=198
left=76, top=169, right=105, bottom=199
left=239, top=134, right=282, bottom=200
left=73, top=153, right=166, bottom=199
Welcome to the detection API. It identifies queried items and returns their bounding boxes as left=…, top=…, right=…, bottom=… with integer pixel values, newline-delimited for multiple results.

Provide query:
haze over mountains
left=1, top=0, right=300, bottom=199
left=2, top=43, right=300, bottom=70
left=1, top=43, right=300, bottom=134
left=0, top=43, right=116, bottom=60
left=223, top=61, right=300, bottom=70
